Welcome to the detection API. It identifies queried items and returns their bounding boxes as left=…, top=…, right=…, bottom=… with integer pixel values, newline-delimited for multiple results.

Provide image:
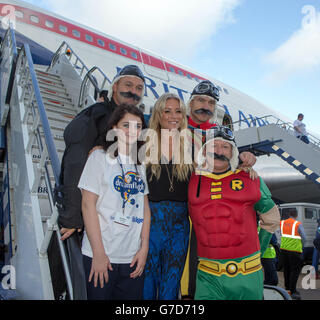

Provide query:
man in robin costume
left=188, top=126, right=280, bottom=300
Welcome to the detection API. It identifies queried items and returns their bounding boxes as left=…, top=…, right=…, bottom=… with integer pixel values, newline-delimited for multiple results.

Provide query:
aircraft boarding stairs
left=235, top=119, right=320, bottom=187
left=0, top=27, right=110, bottom=299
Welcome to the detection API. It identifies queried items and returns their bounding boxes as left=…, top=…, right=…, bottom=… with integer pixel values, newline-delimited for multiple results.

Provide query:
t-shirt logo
left=230, top=179, right=244, bottom=191
left=113, top=171, right=145, bottom=206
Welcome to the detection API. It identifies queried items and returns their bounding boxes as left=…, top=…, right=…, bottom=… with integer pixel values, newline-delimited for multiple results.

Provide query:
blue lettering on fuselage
left=238, top=110, right=251, bottom=127
left=222, top=105, right=231, bottom=116
left=144, top=76, right=159, bottom=99
left=113, top=66, right=270, bottom=128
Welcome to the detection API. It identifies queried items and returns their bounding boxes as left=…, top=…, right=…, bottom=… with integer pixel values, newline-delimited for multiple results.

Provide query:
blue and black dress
left=143, top=162, right=190, bottom=300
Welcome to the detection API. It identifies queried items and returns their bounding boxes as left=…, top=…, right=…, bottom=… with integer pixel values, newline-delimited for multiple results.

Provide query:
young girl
left=78, top=104, right=151, bottom=300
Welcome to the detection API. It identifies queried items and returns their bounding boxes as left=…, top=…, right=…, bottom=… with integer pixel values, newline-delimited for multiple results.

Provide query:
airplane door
left=140, top=50, right=170, bottom=82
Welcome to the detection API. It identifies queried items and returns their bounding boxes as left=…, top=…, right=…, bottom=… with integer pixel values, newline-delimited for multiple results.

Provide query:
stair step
left=24, top=77, right=66, bottom=92
left=24, top=96, right=75, bottom=113
left=24, top=103, right=76, bottom=124
left=35, top=75, right=64, bottom=88
left=42, top=98, right=75, bottom=112
left=42, top=96, right=73, bottom=107
left=27, top=119, right=67, bottom=134
left=26, top=112, right=71, bottom=128
left=24, top=103, right=76, bottom=121
left=44, top=106, right=76, bottom=119
left=24, top=72, right=63, bottom=85
left=37, top=79, right=65, bottom=89
left=38, top=83, right=67, bottom=95
left=31, top=140, right=65, bottom=156
left=35, top=70, right=61, bottom=80
left=26, top=90, right=72, bottom=103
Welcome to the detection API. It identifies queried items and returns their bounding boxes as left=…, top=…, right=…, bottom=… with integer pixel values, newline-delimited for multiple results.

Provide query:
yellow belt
left=198, top=252, right=262, bottom=278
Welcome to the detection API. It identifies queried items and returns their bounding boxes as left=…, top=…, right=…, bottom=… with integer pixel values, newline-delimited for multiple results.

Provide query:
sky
left=23, top=0, right=320, bottom=135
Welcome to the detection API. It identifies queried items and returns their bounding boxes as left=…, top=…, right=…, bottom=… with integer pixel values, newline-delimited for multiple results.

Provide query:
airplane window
left=186, top=74, right=192, bottom=79
left=109, top=43, right=116, bottom=51
left=194, top=77, right=200, bottom=82
left=178, top=70, right=184, bottom=76
left=59, top=25, right=68, bottom=33
left=217, top=85, right=222, bottom=92
left=72, top=30, right=81, bottom=38
left=30, top=15, right=39, bottom=24
left=15, top=10, right=24, bottom=18
left=131, top=52, right=138, bottom=59
left=45, top=20, right=54, bottom=28
left=169, top=67, right=175, bottom=72
left=85, top=34, right=93, bottom=42
left=223, top=88, right=229, bottom=94
left=120, top=48, right=127, bottom=55
left=97, top=39, right=105, bottom=47
left=305, top=208, right=317, bottom=219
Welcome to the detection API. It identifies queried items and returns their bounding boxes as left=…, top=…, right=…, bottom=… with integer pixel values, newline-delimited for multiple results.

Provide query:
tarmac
left=276, top=266, right=320, bottom=300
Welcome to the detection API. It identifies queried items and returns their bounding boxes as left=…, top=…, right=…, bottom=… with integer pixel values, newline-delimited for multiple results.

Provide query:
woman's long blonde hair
left=146, top=93, right=193, bottom=181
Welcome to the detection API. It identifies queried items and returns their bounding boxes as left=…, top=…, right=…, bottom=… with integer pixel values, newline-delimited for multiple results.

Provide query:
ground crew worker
left=280, top=209, right=306, bottom=300
left=260, top=232, right=278, bottom=286
left=312, top=220, right=320, bottom=276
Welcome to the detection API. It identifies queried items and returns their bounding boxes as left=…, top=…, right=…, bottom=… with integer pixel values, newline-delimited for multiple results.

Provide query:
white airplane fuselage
left=1, top=0, right=319, bottom=204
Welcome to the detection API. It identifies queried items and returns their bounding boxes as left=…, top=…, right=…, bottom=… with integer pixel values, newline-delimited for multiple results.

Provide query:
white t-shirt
left=78, top=149, right=149, bottom=263
left=293, top=119, right=307, bottom=137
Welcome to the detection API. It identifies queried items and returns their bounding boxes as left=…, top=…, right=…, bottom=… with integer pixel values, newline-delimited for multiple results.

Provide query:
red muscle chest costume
left=188, top=170, right=261, bottom=260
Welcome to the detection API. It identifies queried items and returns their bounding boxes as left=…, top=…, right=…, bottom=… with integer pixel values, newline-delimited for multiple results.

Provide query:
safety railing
left=0, top=26, right=18, bottom=125
left=47, top=41, right=89, bottom=78
left=233, top=114, right=320, bottom=148
left=47, top=41, right=111, bottom=110
left=78, top=66, right=111, bottom=109
left=16, top=43, right=74, bottom=299
left=0, top=26, right=18, bottom=267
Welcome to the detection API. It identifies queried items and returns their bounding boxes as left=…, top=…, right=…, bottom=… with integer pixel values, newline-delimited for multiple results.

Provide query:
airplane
left=0, top=0, right=319, bottom=299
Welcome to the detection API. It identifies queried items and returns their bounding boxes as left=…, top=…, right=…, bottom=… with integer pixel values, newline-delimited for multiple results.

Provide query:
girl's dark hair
left=101, top=104, right=147, bottom=164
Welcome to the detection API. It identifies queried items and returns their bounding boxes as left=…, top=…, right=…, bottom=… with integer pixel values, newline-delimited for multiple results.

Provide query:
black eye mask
left=119, top=91, right=141, bottom=102
left=194, top=108, right=213, bottom=116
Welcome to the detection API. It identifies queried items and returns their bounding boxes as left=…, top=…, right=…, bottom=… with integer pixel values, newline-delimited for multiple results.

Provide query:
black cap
left=191, top=80, right=220, bottom=101
left=116, top=65, right=145, bottom=83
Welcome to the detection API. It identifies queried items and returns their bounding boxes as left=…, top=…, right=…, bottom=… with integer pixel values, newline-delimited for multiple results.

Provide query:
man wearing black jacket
left=57, top=65, right=145, bottom=238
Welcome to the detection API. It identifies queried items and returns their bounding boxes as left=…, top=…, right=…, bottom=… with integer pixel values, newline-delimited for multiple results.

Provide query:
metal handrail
left=48, top=42, right=112, bottom=110
left=47, top=41, right=89, bottom=77
left=233, top=114, right=320, bottom=148
left=22, top=46, right=61, bottom=182
left=15, top=43, right=74, bottom=299
left=0, top=26, right=18, bottom=125
left=0, top=25, right=18, bottom=56
left=4, top=27, right=18, bottom=106
left=78, top=66, right=111, bottom=109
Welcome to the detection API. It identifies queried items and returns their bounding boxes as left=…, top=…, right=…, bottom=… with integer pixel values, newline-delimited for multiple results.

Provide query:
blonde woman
left=143, top=93, right=193, bottom=300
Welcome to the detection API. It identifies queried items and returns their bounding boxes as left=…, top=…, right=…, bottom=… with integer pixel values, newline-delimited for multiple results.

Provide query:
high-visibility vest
left=263, top=244, right=276, bottom=259
left=280, top=218, right=303, bottom=253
